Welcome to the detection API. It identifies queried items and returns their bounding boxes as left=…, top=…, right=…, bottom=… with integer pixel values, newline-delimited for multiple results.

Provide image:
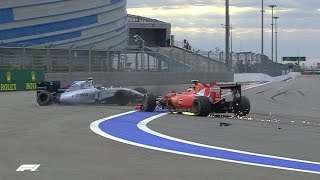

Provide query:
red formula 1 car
left=140, top=80, right=250, bottom=117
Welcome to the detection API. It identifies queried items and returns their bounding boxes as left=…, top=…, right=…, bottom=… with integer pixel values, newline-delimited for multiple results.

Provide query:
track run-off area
left=90, top=76, right=319, bottom=175
left=1, top=75, right=320, bottom=180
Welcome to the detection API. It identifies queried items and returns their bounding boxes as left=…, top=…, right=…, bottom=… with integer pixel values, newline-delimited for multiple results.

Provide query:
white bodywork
left=58, top=80, right=144, bottom=104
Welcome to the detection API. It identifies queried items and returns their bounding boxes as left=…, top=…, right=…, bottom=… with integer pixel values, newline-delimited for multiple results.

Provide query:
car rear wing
left=36, top=81, right=61, bottom=94
left=218, top=82, right=241, bottom=90
left=210, top=82, right=242, bottom=103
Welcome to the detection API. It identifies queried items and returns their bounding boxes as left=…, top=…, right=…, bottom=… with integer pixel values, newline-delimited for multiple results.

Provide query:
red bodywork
left=160, top=82, right=222, bottom=110
left=137, top=81, right=248, bottom=116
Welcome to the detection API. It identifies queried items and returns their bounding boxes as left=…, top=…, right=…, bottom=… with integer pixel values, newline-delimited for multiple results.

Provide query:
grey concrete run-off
left=0, top=76, right=319, bottom=180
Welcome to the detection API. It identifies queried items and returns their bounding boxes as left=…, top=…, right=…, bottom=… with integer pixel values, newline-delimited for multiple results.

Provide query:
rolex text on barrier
left=0, top=70, right=45, bottom=92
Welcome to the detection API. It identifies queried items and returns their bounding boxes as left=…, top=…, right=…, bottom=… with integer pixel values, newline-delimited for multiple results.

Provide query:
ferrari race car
left=140, top=80, right=250, bottom=116
left=36, top=79, right=146, bottom=106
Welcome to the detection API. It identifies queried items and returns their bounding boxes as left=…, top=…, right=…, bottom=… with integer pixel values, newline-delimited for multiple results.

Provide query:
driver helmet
left=87, top=77, right=94, bottom=87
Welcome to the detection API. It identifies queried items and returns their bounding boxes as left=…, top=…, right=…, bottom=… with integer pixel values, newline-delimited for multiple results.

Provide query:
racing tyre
left=234, top=96, right=250, bottom=116
left=115, top=90, right=130, bottom=106
left=192, top=96, right=211, bottom=117
left=142, top=93, right=156, bottom=112
left=134, top=87, right=147, bottom=94
left=37, top=91, right=53, bottom=106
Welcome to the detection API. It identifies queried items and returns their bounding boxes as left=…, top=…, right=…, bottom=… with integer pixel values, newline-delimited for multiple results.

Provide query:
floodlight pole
left=268, top=4, right=277, bottom=62
left=222, top=24, right=235, bottom=65
left=225, top=0, right=230, bottom=68
left=261, top=0, right=265, bottom=55
left=274, top=16, right=279, bottom=63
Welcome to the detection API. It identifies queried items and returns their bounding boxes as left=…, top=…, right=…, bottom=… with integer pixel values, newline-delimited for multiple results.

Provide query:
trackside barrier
left=303, top=71, right=320, bottom=75
left=234, top=72, right=300, bottom=83
left=0, top=69, right=45, bottom=92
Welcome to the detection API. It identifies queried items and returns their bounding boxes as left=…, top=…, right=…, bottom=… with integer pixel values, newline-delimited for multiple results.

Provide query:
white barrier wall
left=234, top=72, right=301, bottom=83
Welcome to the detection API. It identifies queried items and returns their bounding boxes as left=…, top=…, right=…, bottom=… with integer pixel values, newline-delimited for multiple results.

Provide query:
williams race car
left=140, top=80, right=250, bottom=116
left=36, top=79, right=146, bottom=106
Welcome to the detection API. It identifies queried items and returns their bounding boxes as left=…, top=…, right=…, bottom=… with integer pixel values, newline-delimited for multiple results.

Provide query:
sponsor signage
left=282, top=57, right=306, bottom=61
left=303, top=71, right=320, bottom=75
left=0, top=69, right=44, bottom=92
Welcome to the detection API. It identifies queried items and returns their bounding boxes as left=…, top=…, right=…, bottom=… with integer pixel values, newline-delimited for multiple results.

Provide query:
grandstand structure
left=0, top=0, right=128, bottom=50
left=0, top=0, right=293, bottom=77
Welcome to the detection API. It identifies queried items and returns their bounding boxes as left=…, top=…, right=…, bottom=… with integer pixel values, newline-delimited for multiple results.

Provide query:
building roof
left=127, top=14, right=166, bottom=23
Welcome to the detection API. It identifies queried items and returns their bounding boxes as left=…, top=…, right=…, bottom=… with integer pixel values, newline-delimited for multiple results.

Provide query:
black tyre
left=142, top=93, right=156, bottom=112
left=134, top=87, right=147, bottom=94
left=192, top=96, right=211, bottom=117
left=37, top=91, right=53, bottom=106
left=114, top=90, right=130, bottom=106
left=234, top=96, right=250, bottom=116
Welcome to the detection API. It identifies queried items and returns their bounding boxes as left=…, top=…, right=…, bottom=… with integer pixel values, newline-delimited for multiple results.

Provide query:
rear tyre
left=234, top=96, right=250, bottom=116
left=192, top=96, right=211, bottom=117
left=37, top=91, right=53, bottom=106
left=142, top=93, right=156, bottom=112
left=114, top=90, right=130, bottom=106
left=134, top=87, right=147, bottom=94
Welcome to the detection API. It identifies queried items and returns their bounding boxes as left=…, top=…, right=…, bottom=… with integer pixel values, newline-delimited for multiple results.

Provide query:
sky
left=127, top=0, right=320, bottom=66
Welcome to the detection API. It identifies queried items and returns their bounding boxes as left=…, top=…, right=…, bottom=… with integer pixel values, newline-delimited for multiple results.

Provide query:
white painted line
left=90, top=112, right=320, bottom=175
left=89, top=78, right=320, bottom=175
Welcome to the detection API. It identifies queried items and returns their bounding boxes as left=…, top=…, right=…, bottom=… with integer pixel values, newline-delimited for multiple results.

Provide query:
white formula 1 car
left=36, top=79, right=146, bottom=106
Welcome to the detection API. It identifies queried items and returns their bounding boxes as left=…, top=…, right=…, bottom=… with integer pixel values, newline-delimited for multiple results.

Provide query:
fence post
left=100, top=52, right=103, bottom=72
left=156, top=48, right=161, bottom=72
left=195, top=50, right=200, bottom=72
left=208, top=51, right=212, bottom=72
left=124, top=50, right=128, bottom=72
left=46, top=46, right=50, bottom=72
left=106, top=48, right=110, bottom=72
left=22, top=46, right=26, bottom=70
left=117, top=52, right=121, bottom=71
left=147, top=54, right=150, bottom=72
left=141, top=48, right=145, bottom=72
left=135, top=52, right=138, bottom=72
left=170, top=49, right=174, bottom=72
left=68, top=44, right=76, bottom=72
left=183, top=50, right=186, bottom=72
left=89, top=45, right=95, bottom=73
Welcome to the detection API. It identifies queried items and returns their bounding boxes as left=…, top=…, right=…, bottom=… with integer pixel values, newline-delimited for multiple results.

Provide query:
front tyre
left=192, top=96, right=211, bottom=117
left=37, top=91, right=53, bottom=106
left=142, top=93, right=156, bottom=112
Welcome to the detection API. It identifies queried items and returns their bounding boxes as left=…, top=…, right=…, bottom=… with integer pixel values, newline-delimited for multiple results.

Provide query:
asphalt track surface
left=0, top=75, right=319, bottom=180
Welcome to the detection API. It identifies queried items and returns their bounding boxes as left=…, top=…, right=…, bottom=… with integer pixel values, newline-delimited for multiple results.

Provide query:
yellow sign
left=6, top=72, right=11, bottom=82
left=0, top=84, right=17, bottom=91
left=26, top=83, right=37, bottom=90
left=178, top=99, right=183, bottom=105
left=31, top=71, right=36, bottom=81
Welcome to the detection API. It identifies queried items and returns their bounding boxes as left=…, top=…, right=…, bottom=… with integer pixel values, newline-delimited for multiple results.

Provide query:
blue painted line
left=95, top=111, right=320, bottom=174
